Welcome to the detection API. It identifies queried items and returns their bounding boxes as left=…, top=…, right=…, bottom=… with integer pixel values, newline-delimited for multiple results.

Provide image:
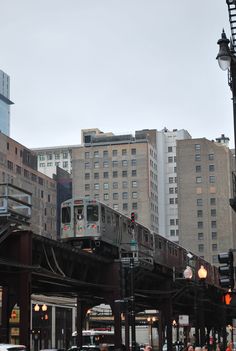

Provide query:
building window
left=132, top=202, right=138, bottom=210
left=170, top=230, right=175, bottom=236
left=208, top=154, right=214, bottom=160
left=122, top=181, right=128, bottom=188
left=39, top=154, right=45, bottom=161
left=197, top=210, right=203, bottom=217
left=195, top=144, right=201, bottom=151
left=112, top=161, right=118, bottom=167
left=113, top=150, right=118, bottom=156
left=123, top=203, right=128, bottom=210
left=132, top=170, right=137, bottom=177
left=122, top=149, right=127, bottom=155
left=47, top=154, right=52, bottom=160
left=209, top=176, right=215, bottom=183
left=122, top=171, right=128, bottom=177
left=210, top=198, right=216, bottom=205
left=113, top=193, right=119, bottom=200
left=169, top=198, right=174, bottom=204
left=94, top=172, right=99, bottom=179
left=212, top=232, right=217, bottom=240
left=132, top=192, right=138, bottom=199
left=197, top=199, right=203, bottom=206
left=169, top=177, right=173, bottom=184
left=104, top=193, right=109, bottom=200
left=131, top=148, right=136, bottom=155
left=113, top=171, right=118, bottom=178
left=113, top=182, right=118, bottom=189
left=16, top=166, right=21, bottom=174
left=196, top=165, right=201, bottom=172
left=103, top=150, right=108, bottom=158
left=94, top=162, right=99, bottom=169
left=85, top=162, right=90, bottom=169
left=196, top=176, right=202, bottom=183
left=175, top=198, right=178, bottom=204
left=168, top=146, right=173, bottom=152
left=175, top=187, right=178, bottom=194
left=197, top=221, right=203, bottom=229
left=211, top=209, right=216, bottom=217
left=169, top=188, right=174, bottom=194
left=104, top=183, right=109, bottom=190
left=122, top=160, right=128, bottom=167
left=198, top=232, right=204, bottom=240
left=170, top=219, right=175, bottom=225
left=85, top=152, right=90, bottom=159
left=94, top=151, right=99, bottom=158
left=212, top=255, right=218, bottom=263
left=195, top=154, right=201, bottom=161
left=132, top=181, right=138, bottom=188
left=85, top=173, right=90, bottom=180
left=63, top=161, right=68, bottom=168
left=46, top=162, right=52, bottom=167
left=55, top=153, right=60, bottom=159
left=103, top=161, right=109, bottom=168
left=212, top=244, right=218, bottom=251
left=113, top=204, right=119, bottom=211
left=209, top=164, right=215, bottom=172
left=85, top=184, right=90, bottom=191
left=131, top=159, right=136, bottom=166
left=94, top=183, right=99, bottom=190
left=103, top=172, right=109, bottom=178
left=94, top=194, right=99, bottom=199
left=39, top=163, right=45, bottom=167
left=198, top=244, right=204, bottom=252
left=168, top=157, right=173, bottom=163
left=55, top=162, right=60, bottom=166
left=211, top=221, right=217, bottom=228
left=7, top=161, right=13, bottom=171
left=122, top=192, right=128, bottom=199
left=63, top=152, right=68, bottom=159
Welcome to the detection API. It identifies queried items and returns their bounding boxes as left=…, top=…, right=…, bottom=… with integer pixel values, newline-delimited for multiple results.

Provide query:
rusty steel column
left=76, top=298, right=84, bottom=347
left=18, top=231, right=32, bottom=349
left=113, top=300, right=122, bottom=349
left=1, top=286, right=10, bottom=343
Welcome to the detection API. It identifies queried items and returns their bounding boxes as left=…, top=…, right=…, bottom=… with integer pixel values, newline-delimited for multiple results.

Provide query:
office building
left=72, top=128, right=158, bottom=232
left=177, top=136, right=236, bottom=264
left=0, top=70, right=13, bottom=136
left=0, top=132, right=57, bottom=238
left=156, top=128, right=191, bottom=242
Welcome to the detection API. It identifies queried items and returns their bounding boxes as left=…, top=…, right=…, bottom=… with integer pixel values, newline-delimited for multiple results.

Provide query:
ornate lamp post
left=197, top=265, right=207, bottom=347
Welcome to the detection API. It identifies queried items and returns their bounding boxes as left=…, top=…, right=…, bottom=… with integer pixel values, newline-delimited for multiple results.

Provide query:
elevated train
left=61, top=198, right=219, bottom=286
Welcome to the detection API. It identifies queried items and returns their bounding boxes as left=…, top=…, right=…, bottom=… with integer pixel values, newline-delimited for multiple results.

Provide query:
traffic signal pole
left=130, top=256, right=136, bottom=351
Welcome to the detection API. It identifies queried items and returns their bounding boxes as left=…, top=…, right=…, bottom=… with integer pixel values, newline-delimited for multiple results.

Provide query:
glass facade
left=0, top=99, right=10, bottom=136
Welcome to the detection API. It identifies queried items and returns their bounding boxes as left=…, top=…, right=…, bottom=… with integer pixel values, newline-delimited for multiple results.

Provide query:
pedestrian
left=195, top=347, right=202, bottom=351
left=226, top=341, right=233, bottom=351
left=100, top=344, right=109, bottom=351
left=144, top=346, right=152, bottom=351
left=186, top=345, right=194, bottom=351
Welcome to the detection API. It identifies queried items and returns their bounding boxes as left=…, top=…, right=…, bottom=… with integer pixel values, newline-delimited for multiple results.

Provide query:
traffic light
left=218, top=250, right=235, bottom=289
left=130, top=212, right=135, bottom=230
left=222, top=292, right=236, bottom=306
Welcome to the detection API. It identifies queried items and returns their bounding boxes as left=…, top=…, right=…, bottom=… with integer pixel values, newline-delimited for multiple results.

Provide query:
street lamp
left=196, top=265, right=207, bottom=347
left=217, top=29, right=236, bottom=210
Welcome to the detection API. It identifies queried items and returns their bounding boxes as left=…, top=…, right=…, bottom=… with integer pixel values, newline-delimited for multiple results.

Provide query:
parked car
left=0, top=345, right=26, bottom=351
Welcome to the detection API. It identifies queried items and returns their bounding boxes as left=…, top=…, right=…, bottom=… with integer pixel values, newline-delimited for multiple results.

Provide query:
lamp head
left=198, top=265, right=207, bottom=280
left=216, top=30, right=231, bottom=71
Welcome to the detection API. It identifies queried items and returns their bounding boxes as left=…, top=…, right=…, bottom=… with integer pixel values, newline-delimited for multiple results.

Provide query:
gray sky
left=0, top=0, right=233, bottom=148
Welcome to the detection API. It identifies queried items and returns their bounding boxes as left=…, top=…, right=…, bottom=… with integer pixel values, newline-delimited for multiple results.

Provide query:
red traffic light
left=224, top=293, right=232, bottom=305
left=131, top=212, right=135, bottom=222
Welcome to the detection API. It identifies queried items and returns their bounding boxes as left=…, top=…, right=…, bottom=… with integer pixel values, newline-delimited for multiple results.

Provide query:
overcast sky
left=0, top=1, right=233, bottom=148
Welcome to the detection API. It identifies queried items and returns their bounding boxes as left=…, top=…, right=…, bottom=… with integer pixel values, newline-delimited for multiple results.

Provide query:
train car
left=61, top=198, right=154, bottom=263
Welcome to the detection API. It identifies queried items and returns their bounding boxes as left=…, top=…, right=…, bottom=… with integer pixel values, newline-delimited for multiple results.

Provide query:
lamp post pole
left=130, top=257, right=136, bottom=351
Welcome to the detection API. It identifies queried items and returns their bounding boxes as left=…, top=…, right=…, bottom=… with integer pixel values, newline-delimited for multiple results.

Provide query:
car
left=0, top=345, right=26, bottom=351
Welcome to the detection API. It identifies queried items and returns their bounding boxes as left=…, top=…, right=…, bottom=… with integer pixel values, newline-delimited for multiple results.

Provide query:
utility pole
left=130, top=257, right=136, bottom=351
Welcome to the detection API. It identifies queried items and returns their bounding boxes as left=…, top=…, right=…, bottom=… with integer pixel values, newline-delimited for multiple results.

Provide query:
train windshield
left=62, top=206, right=71, bottom=223
left=87, top=205, right=99, bottom=222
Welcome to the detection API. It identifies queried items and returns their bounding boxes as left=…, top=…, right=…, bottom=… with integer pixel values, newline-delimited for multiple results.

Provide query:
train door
left=74, top=204, right=85, bottom=236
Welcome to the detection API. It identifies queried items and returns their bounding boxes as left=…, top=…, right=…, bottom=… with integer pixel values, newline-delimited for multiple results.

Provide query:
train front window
left=75, top=205, right=84, bottom=220
left=87, top=205, right=99, bottom=222
left=62, top=206, right=71, bottom=223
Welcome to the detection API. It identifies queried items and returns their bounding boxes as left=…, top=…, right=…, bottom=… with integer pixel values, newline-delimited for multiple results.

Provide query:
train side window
left=107, top=212, right=111, bottom=224
left=123, top=221, right=127, bottom=234
left=144, top=231, right=149, bottom=242
left=62, top=206, right=71, bottom=223
left=101, top=206, right=105, bottom=223
left=158, top=239, right=162, bottom=249
left=138, top=227, right=142, bottom=242
left=87, top=205, right=99, bottom=222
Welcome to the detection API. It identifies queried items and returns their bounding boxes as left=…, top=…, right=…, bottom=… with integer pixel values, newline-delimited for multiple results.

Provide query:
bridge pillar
left=162, top=289, right=173, bottom=351
left=0, top=286, right=10, bottom=343
left=76, top=298, right=87, bottom=347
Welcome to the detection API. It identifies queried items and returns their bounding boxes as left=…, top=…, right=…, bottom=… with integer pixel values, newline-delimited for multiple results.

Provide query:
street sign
left=179, top=315, right=189, bottom=326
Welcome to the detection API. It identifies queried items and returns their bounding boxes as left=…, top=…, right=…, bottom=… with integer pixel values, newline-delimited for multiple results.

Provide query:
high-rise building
left=0, top=70, right=13, bottom=136
left=33, top=145, right=75, bottom=178
left=72, top=128, right=158, bottom=232
left=177, top=136, right=236, bottom=264
left=0, top=132, right=57, bottom=238
left=156, top=128, right=191, bottom=242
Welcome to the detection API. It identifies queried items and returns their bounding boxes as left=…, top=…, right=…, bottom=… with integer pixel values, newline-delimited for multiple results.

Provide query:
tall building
left=156, top=128, right=191, bottom=242
left=72, top=128, right=158, bottom=232
left=177, top=136, right=236, bottom=264
left=0, top=132, right=57, bottom=238
left=33, top=145, right=75, bottom=178
left=0, top=70, right=13, bottom=136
